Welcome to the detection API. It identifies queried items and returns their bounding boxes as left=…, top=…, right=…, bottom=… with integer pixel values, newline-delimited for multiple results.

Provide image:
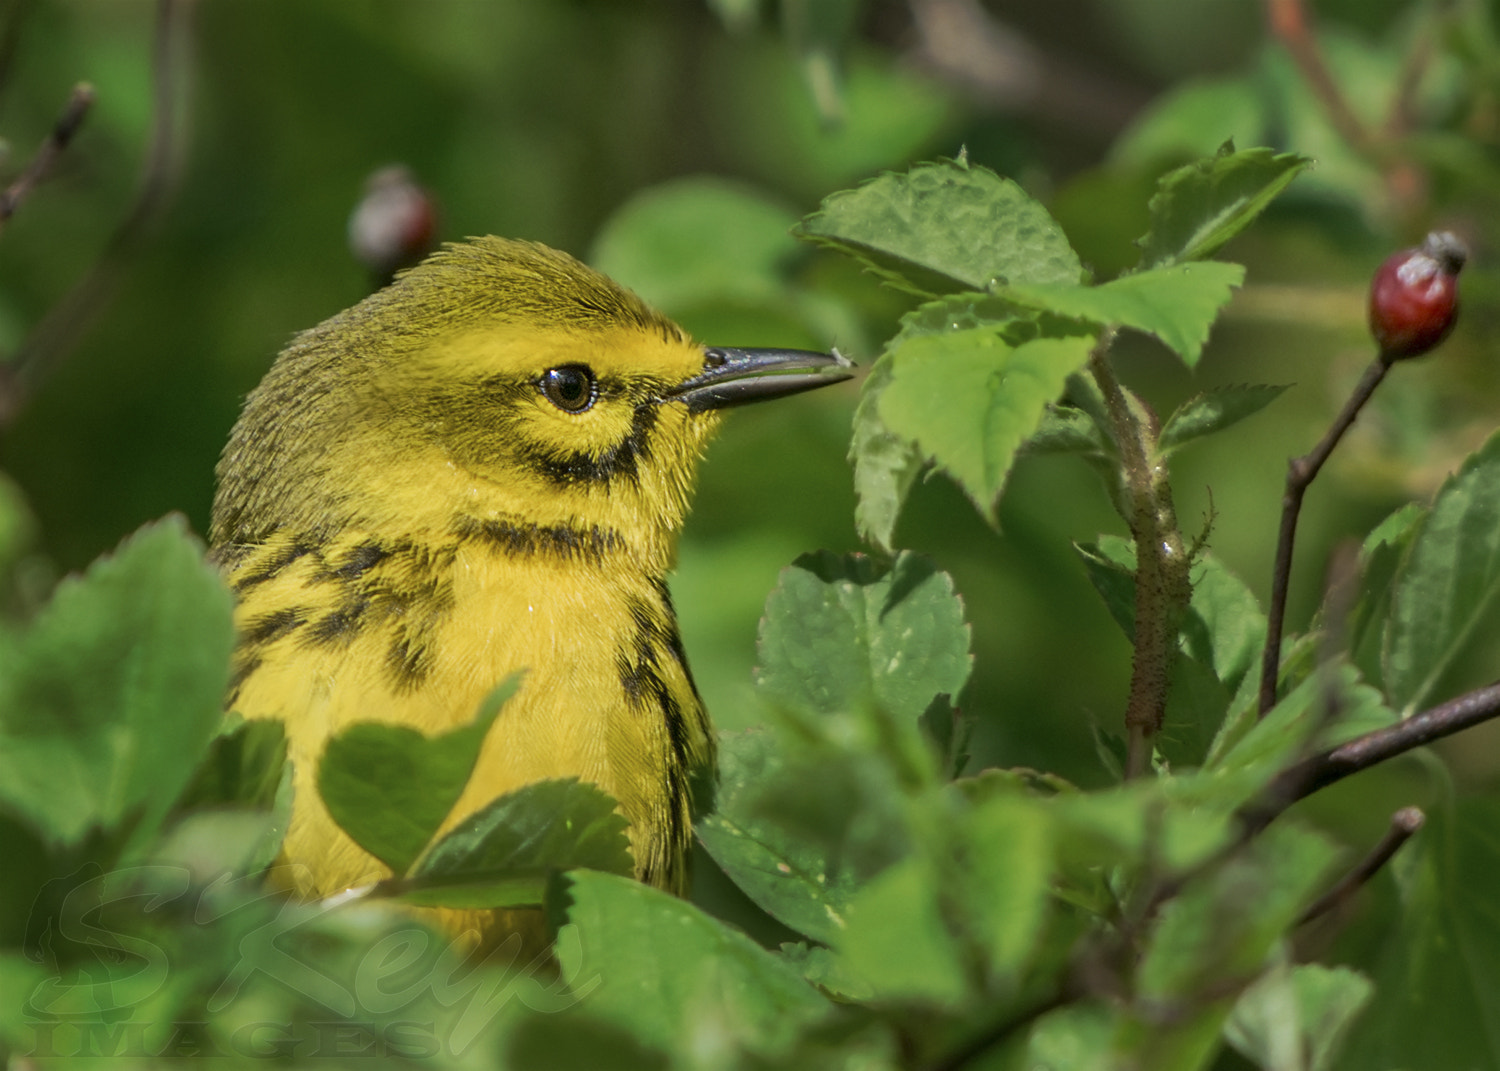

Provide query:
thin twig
left=1264, top=0, right=1374, bottom=153
left=0, top=81, right=93, bottom=230
left=0, top=0, right=190, bottom=426
left=1299, top=806, right=1424, bottom=925
left=1257, top=358, right=1390, bottom=716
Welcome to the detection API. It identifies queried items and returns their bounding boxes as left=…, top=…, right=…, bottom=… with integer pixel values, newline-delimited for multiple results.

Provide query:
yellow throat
left=209, top=237, right=851, bottom=942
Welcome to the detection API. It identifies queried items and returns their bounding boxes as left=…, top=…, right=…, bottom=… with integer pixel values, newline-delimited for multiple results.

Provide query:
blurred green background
left=1, top=0, right=1498, bottom=796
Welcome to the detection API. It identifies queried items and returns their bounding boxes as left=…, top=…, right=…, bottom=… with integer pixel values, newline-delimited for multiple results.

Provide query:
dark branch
left=0, top=81, right=94, bottom=228
left=1299, top=806, right=1424, bottom=925
left=1258, top=358, right=1390, bottom=716
left=1272, top=681, right=1500, bottom=804
left=0, top=0, right=189, bottom=426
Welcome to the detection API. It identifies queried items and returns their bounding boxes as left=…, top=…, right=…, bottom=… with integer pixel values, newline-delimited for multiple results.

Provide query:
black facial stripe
left=519, top=401, right=658, bottom=487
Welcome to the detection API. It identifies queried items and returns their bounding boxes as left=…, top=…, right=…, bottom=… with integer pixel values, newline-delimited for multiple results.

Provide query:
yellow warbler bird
left=210, top=236, right=851, bottom=944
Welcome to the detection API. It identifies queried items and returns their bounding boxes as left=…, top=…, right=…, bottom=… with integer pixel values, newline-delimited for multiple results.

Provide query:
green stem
left=1089, top=342, right=1191, bottom=779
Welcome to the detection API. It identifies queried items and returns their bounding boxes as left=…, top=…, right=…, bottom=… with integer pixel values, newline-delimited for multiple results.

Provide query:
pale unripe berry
left=1368, top=231, right=1467, bottom=362
left=347, top=165, right=439, bottom=280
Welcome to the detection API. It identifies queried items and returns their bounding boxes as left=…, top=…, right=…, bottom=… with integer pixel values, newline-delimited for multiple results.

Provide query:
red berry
left=347, top=165, right=439, bottom=280
left=1368, top=231, right=1467, bottom=362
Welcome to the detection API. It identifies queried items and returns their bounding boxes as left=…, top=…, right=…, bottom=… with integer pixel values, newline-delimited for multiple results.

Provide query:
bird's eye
left=538, top=365, right=597, bottom=413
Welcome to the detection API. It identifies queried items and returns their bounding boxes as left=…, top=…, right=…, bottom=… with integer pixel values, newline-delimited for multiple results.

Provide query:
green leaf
left=1158, top=383, right=1289, bottom=453
left=395, top=778, right=632, bottom=908
left=552, top=869, right=830, bottom=1057
left=1349, top=502, right=1425, bottom=686
left=1226, top=955, right=1373, bottom=1071
left=794, top=158, right=1084, bottom=296
left=590, top=176, right=799, bottom=312
left=879, top=331, right=1095, bottom=518
left=1385, top=430, right=1500, bottom=714
left=837, top=854, right=968, bottom=1005
left=1001, top=261, right=1245, bottom=367
left=1111, top=78, right=1268, bottom=168
left=318, top=674, right=521, bottom=874
left=1021, top=404, right=1110, bottom=456
left=695, top=730, right=860, bottom=944
left=849, top=351, right=923, bottom=553
left=1204, top=660, right=1395, bottom=787
left=1137, top=145, right=1313, bottom=267
left=1337, top=797, right=1500, bottom=1070
left=955, top=794, right=1053, bottom=983
left=779, top=941, right=874, bottom=1000
left=0, top=518, right=233, bottom=849
left=1123, top=823, right=1341, bottom=1069
left=757, top=551, right=972, bottom=727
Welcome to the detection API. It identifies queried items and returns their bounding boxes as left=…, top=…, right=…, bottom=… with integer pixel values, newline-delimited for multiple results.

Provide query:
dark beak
left=665, top=347, right=856, bottom=413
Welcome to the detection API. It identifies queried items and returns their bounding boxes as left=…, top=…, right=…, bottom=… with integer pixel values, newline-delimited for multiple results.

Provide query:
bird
left=209, top=236, right=852, bottom=947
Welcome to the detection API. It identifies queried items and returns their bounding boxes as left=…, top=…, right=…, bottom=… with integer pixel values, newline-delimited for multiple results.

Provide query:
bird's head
left=212, top=237, right=852, bottom=570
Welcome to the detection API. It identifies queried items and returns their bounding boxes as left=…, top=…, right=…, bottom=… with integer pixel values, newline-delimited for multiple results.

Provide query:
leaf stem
left=1258, top=358, right=1390, bottom=717
left=1089, top=339, right=1190, bottom=778
left=1298, top=806, right=1424, bottom=925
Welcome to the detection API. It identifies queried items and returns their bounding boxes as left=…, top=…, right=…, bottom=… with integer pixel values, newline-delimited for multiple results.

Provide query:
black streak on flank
left=386, top=633, right=431, bottom=693
left=241, top=607, right=306, bottom=646
left=303, top=596, right=370, bottom=647
left=325, top=542, right=391, bottom=581
left=523, top=401, right=658, bottom=487
left=454, top=516, right=624, bottom=564
left=617, top=594, right=694, bottom=880
left=230, top=542, right=315, bottom=593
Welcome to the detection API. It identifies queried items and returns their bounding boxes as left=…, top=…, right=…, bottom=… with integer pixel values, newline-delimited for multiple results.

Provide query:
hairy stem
left=1090, top=342, right=1191, bottom=777
left=1258, top=358, right=1390, bottom=717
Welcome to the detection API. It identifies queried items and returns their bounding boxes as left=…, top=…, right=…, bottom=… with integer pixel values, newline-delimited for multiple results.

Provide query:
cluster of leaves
left=5, top=144, right=1500, bottom=1071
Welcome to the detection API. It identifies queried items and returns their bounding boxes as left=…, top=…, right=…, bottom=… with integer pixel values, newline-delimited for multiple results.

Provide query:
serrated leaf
left=0, top=518, right=233, bottom=849
left=850, top=351, right=923, bottom=553
left=756, top=551, right=972, bottom=724
left=1020, top=404, right=1109, bottom=456
left=695, top=730, right=860, bottom=944
left=795, top=158, right=1084, bottom=296
left=395, top=778, right=632, bottom=909
left=879, top=331, right=1095, bottom=518
left=552, top=870, right=829, bottom=1057
left=1158, top=383, right=1289, bottom=453
left=1385, top=430, right=1500, bottom=714
left=1002, top=261, right=1244, bottom=367
left=318, top=674, right=521, bottom=874
left=1137, top=145, right=1312, bottom=267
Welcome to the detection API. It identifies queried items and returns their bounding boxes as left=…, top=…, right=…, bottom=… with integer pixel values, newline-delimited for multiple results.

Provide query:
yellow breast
left=222, top=524, right=712, bottom=911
